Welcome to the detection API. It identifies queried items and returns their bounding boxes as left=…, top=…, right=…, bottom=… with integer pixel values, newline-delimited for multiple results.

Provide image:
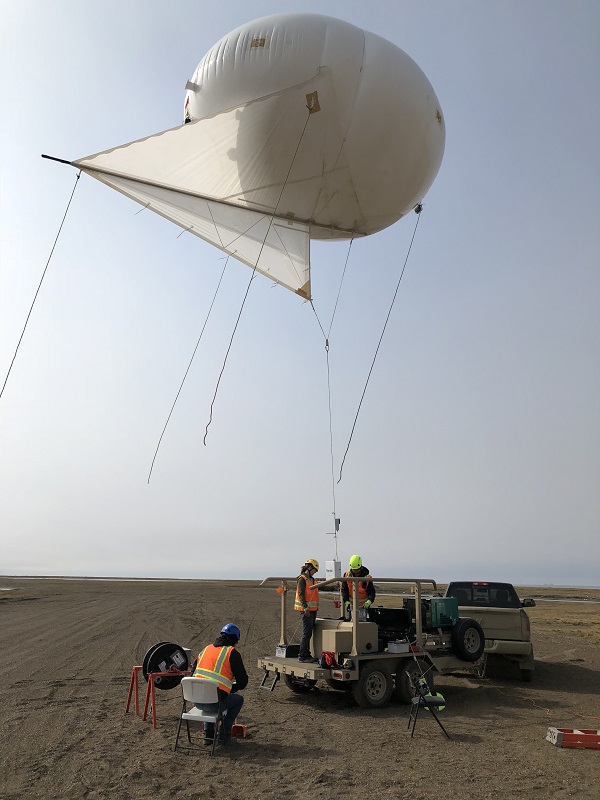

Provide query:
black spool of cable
left=141, top=642, right=189, bottom=690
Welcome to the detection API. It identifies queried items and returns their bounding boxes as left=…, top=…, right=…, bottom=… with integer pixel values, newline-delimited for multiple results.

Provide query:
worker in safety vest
left=341, top=554, right=376, bottom=619
left=294, top=558, right=320, bottom=663
left=193, top=622, right=248, bottom=746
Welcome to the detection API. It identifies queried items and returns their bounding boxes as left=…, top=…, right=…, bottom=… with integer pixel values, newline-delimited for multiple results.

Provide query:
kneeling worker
left=193, top=622, right=248, bottom=746
left=342, top=554, right=376, bottom=618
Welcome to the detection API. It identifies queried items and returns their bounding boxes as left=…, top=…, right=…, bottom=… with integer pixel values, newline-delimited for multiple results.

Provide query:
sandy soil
left=0, top=578, right=598, bottom=800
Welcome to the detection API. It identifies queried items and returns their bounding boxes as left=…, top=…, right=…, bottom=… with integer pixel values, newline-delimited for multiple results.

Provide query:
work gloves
left=345, top=599, right=373, bottom=611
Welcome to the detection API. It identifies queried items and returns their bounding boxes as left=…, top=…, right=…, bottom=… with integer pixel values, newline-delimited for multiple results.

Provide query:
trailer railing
left=260, top=576, right=437, bottom=655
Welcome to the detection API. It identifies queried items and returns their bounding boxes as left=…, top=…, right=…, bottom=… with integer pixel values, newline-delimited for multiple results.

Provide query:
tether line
left=203, top=110, right=313, bottom=445
left=147, top=257, right=229, bottom=482
left=325, top=339, right=338, bottom=558
left=327, top=238, right=353, bottom=339
left=0, top=171, right=81, bottom=401
left=203, top=268, right=257, bottom=445
left=308, top=236, right=354, bottom=554
left=337, top=206, right=423, bottom=483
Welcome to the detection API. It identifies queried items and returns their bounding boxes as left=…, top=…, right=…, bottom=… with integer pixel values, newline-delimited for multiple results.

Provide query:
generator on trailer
left=258, top=576, right=486, bottom=708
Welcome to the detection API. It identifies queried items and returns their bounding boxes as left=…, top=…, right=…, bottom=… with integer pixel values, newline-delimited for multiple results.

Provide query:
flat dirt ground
left=1, top=578, right=599, bottom=800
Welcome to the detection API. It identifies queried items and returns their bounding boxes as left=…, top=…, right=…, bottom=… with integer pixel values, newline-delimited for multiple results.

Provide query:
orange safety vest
left=193, top=644, right=235, bottom=694
left=294, top=574, right=319, bottom=612
left=344, top=571, right=372, bottom=607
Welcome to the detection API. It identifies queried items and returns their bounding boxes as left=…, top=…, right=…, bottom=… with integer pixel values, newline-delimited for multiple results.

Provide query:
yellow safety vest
left=193, top=645, right=234, bottom=693
left=294, top=574, right=319, bottom=612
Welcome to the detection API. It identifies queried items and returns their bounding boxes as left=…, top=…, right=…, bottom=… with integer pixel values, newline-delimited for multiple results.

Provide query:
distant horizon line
left=1, top=574, right=598, bottom=590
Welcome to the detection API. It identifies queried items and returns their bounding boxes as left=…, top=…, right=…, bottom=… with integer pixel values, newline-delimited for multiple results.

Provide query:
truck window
left=446, top=582, right=520, bottom=608
left=452, top=588, right=470, bottom=604
left=472, top=586, right=489, bottom=603
left=491, top=586, right=519, bottom=607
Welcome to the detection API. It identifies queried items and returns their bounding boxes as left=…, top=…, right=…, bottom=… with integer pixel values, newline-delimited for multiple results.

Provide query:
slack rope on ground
left=337, top=204, right=423, bottom=483
left=0, top=168, right=81, bottom=401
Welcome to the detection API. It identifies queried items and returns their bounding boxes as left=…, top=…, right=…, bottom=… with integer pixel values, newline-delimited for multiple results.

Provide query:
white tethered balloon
left=74, top=13, right=445, bottom=299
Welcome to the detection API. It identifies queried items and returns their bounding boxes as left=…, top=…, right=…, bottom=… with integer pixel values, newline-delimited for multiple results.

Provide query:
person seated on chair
left=192, top=622, right=248, bottom=746
left=341, top=554, right=376, bottom=619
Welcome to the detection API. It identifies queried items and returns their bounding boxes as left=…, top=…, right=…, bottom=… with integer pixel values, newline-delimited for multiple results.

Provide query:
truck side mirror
left=521, top=598, right=536, bottom=608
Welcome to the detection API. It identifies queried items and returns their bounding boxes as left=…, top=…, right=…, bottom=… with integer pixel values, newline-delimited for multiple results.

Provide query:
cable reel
left=141, top=641, right=189, bottom=690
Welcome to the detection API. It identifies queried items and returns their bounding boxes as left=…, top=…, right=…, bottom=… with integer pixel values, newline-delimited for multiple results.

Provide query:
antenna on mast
left=325, top=518, right=342, bottom=594
left=325, top=516, right=340, bottom=560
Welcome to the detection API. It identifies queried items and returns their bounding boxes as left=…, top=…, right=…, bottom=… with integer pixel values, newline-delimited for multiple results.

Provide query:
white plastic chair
left=174, top=677, right=226, bottom=756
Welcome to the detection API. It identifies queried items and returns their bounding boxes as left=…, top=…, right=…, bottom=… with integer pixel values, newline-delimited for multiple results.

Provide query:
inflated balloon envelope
left=73, top=13, right=445, bottom=300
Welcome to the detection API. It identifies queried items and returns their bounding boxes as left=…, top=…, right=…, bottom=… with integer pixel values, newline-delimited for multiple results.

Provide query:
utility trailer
left=257, top=576, right=486, bottom=708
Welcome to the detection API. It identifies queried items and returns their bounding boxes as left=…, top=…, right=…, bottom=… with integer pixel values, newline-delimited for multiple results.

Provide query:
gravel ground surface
left=1, top=578, right=598, bottom=800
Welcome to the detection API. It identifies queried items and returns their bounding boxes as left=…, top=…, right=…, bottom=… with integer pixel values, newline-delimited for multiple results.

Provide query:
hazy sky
left=1, top=1, right=598, bottom=585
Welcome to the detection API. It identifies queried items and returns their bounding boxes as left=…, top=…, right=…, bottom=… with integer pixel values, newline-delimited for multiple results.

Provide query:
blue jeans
left=196, top=692, right=244, bottom=738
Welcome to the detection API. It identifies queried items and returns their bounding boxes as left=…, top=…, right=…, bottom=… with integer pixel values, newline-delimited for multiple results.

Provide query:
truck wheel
left=394, top=659, right=435, bottom=704
left=451, top=618, right=485, bottom=662
left=283, top=674, right=317, bottom=693
left=352, top=661, right=393, bottom=708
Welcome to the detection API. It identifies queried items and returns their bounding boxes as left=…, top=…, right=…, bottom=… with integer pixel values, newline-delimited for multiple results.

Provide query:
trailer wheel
left=283, top=674, right=317, bottom=693
left=394, top=659, right=435, bottom=704
left=451, top=617, right=485, bottom=662
left=352, top=661, right=393, bottom=708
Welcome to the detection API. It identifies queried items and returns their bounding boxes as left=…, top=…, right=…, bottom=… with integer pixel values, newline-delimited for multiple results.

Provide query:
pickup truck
left=443, top=581, right=536, bottom=681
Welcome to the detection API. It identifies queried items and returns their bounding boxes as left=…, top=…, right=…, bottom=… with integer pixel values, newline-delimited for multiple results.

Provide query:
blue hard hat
left=221, top=623, right=241, bottom=641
